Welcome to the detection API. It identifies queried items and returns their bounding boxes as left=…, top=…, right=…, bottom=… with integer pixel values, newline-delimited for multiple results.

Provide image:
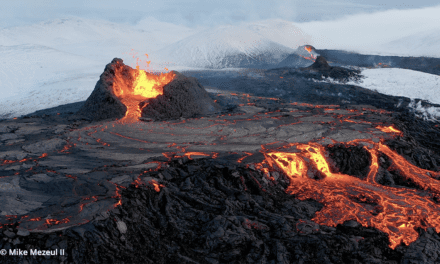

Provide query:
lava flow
left=376, top=125, right=402, bottom=134
left=263, top=140, right=440, bottom=249
left=113, top=63, right=175, bottom=123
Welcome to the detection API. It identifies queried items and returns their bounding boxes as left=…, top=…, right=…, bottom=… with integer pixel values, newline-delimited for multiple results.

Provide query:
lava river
left=263, top=138, right=440, bottom=249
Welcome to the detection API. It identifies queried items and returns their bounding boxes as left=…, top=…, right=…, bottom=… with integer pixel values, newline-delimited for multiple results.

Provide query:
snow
left=347, top=68, right=440, bottom=104
left=408, top=100, right=440, bottom=122
left=151, top=23, right=299, bottom=69
left=151, top=19, right=312, bottom=69
left=342, top=68, right=440, bottom=120
left=0, top=44, right=103, bottom=118
left=353, top=68, right=440, bottom=120
left=0, top=74, right=99, bottom=119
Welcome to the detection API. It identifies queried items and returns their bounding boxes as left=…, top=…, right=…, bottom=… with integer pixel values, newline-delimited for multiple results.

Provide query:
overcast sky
left=2, top=0, right=440, bottom=28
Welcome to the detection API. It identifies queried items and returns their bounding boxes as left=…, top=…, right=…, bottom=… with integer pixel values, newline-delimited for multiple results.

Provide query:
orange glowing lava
left=113, top=61, right=175, bottom=123
left=45, top=218, right=70, bottom=226
left=263, top=140, right=440, bottom=249
left=301, top=45, right=317, bottom=61
left=149, top=179, right=164, bottom=192
left=376, top=125, right=402, bottom=134
left=179, top=152, right=214, bottom=160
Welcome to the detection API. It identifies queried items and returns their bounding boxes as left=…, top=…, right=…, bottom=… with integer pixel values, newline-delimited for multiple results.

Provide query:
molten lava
left=149, top=179, right=165, bottom=192
left=263, top=140, right=440, bottom=249
left=376, top=125, right=401, bottom=134
left=113, top=66, right=175, bottom=123
left=301, top=45, right=317, bottom=61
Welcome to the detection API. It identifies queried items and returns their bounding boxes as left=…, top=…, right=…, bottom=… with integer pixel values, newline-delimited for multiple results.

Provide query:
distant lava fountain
left=263, top=140, right=440, bottom=249
left=113, top=67, right=175, bottom=123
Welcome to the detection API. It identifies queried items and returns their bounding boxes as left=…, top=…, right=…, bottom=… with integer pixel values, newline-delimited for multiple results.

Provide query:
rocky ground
left=183, top=70, right=440, bottom=120
left=1, top=88, right=440, bottom=263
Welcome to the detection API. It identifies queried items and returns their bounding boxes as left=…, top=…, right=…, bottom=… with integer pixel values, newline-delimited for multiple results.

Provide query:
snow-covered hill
left=382, top=29, right=440, bottom=58
left=0, top=17, right=201, bottom=66
left=0, top=44, right=103, bottom=118
left=0, top=44, right=102, bottom=97
left=152, top=23, right=297, bottom=69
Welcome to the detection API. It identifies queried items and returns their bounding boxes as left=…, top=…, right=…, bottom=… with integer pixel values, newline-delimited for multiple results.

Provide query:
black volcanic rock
left=2, top=88, right=440, bottom=263
left=140, top=71, right=221, bottom=121
left=76, top=58, right=131, bottom=121
left=6, top=156, right=440, bottom=263
left=300, top=55, right=362, bottom=83
left=309, top=55, right=331, bottom=70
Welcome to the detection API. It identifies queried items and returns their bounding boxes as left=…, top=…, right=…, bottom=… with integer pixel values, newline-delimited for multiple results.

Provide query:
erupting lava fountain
left=112, top=65, right=175, bottom=123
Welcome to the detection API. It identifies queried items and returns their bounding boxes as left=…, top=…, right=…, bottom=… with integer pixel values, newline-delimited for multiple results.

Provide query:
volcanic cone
left=309, top=55, right=331, bottom=70
left=77, top=58, right=220, bottom=122
left=140, top=71, right=221, bottom=121
left=76, top=58, right=131, bottom=121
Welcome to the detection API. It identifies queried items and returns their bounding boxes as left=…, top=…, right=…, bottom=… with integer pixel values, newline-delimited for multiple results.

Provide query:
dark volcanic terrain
left=1, top=57, right=440, bottom=264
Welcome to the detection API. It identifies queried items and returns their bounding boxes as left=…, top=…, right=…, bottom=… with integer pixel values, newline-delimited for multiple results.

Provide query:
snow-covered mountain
left=0, top=17, right=201, bottom=65
left=152, top=23, right=297, bottom=69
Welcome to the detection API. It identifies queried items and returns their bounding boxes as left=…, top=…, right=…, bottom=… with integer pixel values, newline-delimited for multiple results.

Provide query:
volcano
left=77, top=58, right=220, bottom=122
left=296, top=45, right=319, bottom=61
left=301, top=55, right=362, bottom=83
left=308, top=55, right=331, bottom=70
left=274, top=45, right=321, bottom=69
